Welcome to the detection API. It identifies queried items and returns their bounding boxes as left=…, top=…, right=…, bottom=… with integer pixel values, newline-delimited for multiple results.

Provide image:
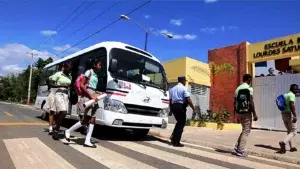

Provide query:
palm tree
left=209, top=61, right=234, bottom=111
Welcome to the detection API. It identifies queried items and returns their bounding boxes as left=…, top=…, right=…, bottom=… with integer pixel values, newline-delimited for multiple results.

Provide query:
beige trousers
left=282, top=112, right=297, bottom=148
left=236, top=113, right=252, bottom=152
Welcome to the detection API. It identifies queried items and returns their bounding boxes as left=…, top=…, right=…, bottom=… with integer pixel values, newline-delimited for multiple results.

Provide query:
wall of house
left=208, top=42, right=247, bottom=122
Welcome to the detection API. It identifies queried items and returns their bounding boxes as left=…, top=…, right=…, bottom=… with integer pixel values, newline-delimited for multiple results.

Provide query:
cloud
left=0, top=43, right=56, bottom=75
left=170, top=19, right=183, bottom=26
left=200, top=25, right=238, bottom=34
left=204, top=0, right=218, bottom=3
left=159, top=29, right=197, bottom=40
left=144, top=14, right=150, bottom=19
left=40, top=30, right=57, bottom=37
left=52, top=44, right=80, bottom=53
left=2, top=64, right=24, bottom=74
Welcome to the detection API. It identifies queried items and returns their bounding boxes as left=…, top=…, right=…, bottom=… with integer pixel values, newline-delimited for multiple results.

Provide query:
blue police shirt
left=169, top=83, right=190, bottom=104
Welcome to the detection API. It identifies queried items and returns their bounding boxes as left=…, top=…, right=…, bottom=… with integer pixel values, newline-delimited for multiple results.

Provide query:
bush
left=212, top=109, right=231, bottom=127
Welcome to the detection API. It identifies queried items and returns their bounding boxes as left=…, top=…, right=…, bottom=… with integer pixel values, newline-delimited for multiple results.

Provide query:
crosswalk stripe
left=3, top=137, right=76, bottom=169
left=60, top=138, right=157, bottom=169
left=109, top=141, right=230, bottom=169
left=145, top=140, right=284, bottom=169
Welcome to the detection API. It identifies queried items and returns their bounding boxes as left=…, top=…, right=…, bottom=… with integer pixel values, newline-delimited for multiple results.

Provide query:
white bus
left=35, top=41, right=170, bottom=137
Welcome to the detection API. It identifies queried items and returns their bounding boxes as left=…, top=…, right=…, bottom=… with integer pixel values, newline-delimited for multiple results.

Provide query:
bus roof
left=44, top=41, right=160, bottom=69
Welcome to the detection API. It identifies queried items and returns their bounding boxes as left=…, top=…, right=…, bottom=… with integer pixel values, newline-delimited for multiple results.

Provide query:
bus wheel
left=41, top=109, right=48, bottom=121
left=132, top=129, right=149, bottom=139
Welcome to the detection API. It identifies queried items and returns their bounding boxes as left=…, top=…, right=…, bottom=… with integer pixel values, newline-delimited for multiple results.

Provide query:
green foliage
left=209, top=62, right=234, bottom=76
left=212, top=109, right=231, bottom=127
left=0, top=57, right=53, bottom=104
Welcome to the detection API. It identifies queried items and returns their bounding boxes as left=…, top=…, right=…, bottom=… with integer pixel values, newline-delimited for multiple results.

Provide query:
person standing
left=50, top=63, right=72, bottom=140
left=65, top=58, right=103, bottom=148
left=46, top=66, right=64, bottom=135
left=234, top=74, right=258, bottom=157
left=169, top=76, right=196, bottom=147
left=279, top=84, right=298, bottom=154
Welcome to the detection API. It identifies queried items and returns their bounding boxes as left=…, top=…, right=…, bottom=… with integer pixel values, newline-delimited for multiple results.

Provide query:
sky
left=0, top=0, right=299, bottom=75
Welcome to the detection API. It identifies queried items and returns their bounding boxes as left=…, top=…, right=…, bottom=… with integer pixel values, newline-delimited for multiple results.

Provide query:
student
left=65, top=58, right=103, bottom=148
left=234, top=74, right=258, bottom=157
left=50, top=63, right=72, bottom=140
left=279, top=84, right=298, bottom=154
left=47, top=66, right=64, bottom=135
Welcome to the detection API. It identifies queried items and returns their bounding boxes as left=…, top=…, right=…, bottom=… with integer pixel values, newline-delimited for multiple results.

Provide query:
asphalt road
left=0, top=103, right=299, bottom=169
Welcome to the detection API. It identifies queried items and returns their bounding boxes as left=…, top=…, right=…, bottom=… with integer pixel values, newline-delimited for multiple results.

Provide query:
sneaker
left=279, top=141, right=286, bottom=154
left=236, top=151, right=248, bottom=157
left=52, top=131, right=59, bottom=141
left=290, top=147, right=297, bottom=152
left=234, top=144, right=238, bottom=152
left=48, top=130, right=53, bottom=135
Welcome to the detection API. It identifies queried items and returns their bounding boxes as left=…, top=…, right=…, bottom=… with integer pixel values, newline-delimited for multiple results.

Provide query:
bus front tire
left=132, top=129, right=149, bottom=138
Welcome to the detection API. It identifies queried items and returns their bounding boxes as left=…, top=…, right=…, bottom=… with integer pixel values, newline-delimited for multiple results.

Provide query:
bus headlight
left=159, top=108, right=169, bottom=117
left=104, top=98, right=128, bottom=114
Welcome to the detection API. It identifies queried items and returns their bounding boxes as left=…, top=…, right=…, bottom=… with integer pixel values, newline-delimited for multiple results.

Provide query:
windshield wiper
left=136, top=81, right=147, bottom=89
left=144, top=81, right=167, bottom=95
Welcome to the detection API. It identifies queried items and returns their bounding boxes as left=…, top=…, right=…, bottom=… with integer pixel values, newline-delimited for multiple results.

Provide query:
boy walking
left=234, top=74, right=258, bottom=157
left=279, top=84, right=298, bottom=153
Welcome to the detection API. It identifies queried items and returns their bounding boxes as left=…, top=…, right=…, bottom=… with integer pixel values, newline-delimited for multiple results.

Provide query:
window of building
left=190, top=83, right=208, bottom=95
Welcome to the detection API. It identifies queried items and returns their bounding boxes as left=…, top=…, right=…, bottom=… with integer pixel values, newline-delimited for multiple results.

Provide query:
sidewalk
left=149, top=124, right=300, bottom=165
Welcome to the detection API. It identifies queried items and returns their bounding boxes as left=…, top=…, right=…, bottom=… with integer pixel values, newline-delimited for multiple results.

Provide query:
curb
left=149, top=130, right=300, bottom=165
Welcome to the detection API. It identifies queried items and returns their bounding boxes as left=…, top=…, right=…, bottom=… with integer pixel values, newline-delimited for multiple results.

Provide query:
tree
left=0, top=57, right=53, bottom=104
left=209, top=61, right=234, bottom=111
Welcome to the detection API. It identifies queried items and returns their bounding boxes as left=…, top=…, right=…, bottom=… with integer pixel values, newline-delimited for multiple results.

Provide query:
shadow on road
left=36, top=115, right=159, bottom=143
left=254, top=144, right=281, bottom=151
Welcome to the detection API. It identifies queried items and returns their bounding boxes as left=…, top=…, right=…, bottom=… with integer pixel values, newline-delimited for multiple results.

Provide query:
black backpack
left=235, top=89, right=251, bottom=114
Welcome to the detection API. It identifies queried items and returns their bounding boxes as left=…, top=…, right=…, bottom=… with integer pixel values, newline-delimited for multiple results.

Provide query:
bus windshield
left=110, top=48, right=168, bottom=90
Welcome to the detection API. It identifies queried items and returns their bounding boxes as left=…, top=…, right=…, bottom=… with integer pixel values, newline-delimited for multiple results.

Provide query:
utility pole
left=26, top=52, right=38, bottom=105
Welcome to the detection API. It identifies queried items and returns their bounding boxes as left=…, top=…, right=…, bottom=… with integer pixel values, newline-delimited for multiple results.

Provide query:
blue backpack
left=276, top=94, right=286, bottom=111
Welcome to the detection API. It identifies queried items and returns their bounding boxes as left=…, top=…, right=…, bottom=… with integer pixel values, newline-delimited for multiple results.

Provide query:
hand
left=253, top=115, right=258, bottom=121
left=96, top=91, right=103, bottom=95
left=292, top=117, right=297, bottom=123
left=91, top=96, right=98, bottom=102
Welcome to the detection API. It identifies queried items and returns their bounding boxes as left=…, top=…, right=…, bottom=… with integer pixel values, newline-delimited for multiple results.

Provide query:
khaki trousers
left=282, top=112, right=297, bottom=148
left=237, top=113, right=252, bottom=152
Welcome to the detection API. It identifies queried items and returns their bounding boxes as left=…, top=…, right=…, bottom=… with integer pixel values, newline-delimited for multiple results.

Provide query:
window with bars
left=189, top=83, right=208, bottom=95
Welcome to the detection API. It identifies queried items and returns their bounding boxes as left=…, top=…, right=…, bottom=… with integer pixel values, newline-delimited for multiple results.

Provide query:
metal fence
left=252, top=74, right=300, bottom=131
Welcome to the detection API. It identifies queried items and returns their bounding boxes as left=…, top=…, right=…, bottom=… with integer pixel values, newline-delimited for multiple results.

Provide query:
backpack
left=235, top=89, right=251, bottom=114
left=276, top=94, right=286, bottom=111
left=74, top=70, right=92, bottom=96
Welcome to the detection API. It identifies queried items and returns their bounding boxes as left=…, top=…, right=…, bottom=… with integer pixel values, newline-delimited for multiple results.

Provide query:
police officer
left=169, top=76, right=196, bottom=147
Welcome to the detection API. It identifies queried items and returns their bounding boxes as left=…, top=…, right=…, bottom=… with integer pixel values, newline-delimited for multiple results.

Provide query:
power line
left=58, top=0, right=122, bottom=45
left=56, top=0, right=152, bottom=57
left=57, top=0, right=97, bottom=35
left=38, top=0, right=88, bottom=47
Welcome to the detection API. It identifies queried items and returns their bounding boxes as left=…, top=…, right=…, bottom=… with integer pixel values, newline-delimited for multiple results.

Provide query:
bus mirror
left=109, top=59, right=118, bottom=73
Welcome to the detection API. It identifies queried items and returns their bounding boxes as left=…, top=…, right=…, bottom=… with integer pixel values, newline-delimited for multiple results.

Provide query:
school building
left=209, top=33, right=300, bottom=130
left=162, top=57, right=210, bottom=121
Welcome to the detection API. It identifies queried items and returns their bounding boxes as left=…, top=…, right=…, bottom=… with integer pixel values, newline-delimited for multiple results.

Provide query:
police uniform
left=169, top=76, right=190, bottom=146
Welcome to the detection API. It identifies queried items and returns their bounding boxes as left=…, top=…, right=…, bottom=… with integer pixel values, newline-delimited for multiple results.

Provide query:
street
left=0, top=103, right=299, bottom=169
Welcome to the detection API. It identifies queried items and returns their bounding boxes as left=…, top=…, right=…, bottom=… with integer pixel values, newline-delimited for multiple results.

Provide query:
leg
left=52, top=111, right=67, bottom=140
left=174, top=111, right=186, bottom=146
left=283, top=118, right=297, bottom=151
left=52, top=92, right=68, bottom=140
left=236, top=113, right=252, bottom=157
left=170, top=104, right=180, bottom=145
left=48, top=111, right=55, bottom=134
left=280, top=113, right=291, bottom=153
left=83, top=103, right=97, bottom=148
